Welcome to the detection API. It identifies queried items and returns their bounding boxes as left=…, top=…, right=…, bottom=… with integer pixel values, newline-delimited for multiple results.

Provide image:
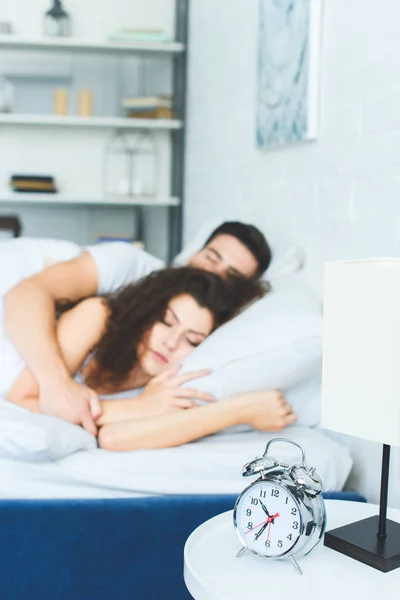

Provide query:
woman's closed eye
left=160, top=318, right=202, bottom=346
left=186, top=336, right=204, bottom=348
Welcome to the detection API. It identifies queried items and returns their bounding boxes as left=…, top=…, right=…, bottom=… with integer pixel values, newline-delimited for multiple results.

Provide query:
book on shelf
left=121, top=95, right=173, bottom=109
left=126, top=106, right=174, bottom=119
left=9, top=174, right=57, bottom=193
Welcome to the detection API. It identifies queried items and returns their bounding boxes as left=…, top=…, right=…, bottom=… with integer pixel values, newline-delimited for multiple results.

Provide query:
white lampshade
left=321, top=259, right=400, bottom=447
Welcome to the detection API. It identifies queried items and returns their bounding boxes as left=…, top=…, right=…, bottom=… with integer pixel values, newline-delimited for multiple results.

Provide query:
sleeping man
left=3, top=221, right=298, bottom=442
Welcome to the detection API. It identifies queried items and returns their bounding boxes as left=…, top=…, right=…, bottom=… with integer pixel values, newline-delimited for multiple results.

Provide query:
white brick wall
left=184, top=0, right=400, bottom=296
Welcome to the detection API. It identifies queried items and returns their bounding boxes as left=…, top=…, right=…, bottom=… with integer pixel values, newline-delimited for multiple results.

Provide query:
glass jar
left=103, top=131, right=160, bottom=199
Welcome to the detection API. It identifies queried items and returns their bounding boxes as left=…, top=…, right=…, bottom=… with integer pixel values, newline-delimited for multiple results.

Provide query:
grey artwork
left=256, top=0, right=321, bottom=149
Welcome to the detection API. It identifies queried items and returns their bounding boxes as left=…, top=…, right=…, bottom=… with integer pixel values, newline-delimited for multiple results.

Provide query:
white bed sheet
left=0, top=426, right=352, bottom=499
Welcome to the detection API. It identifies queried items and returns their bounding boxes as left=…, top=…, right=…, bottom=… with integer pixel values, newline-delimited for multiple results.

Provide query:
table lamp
left=321, top=258, right=400, bottom=572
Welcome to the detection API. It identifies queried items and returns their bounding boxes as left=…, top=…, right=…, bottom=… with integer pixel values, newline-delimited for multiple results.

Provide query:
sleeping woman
left=6, top=267, right=297, bottom=450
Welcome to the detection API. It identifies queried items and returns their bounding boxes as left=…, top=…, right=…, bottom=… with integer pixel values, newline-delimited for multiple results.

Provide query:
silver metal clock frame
left=233, top=438, right=326, bottom=575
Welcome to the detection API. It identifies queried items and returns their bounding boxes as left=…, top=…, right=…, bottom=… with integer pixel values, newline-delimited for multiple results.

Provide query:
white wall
left=0, top=0, right=175, bottom=256
left=184, top=0, right=400, bottom=295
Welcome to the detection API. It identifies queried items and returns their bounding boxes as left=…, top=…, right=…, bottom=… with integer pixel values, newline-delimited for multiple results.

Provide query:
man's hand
left=39, top=378, right=102, bottom=436
left=137, top=366, right=216, bottom=416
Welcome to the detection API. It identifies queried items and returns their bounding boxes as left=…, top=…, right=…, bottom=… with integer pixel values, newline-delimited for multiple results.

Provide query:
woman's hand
left=138, top=366, right=216, bottom=416
left=234, top=390, right=297, bottom=431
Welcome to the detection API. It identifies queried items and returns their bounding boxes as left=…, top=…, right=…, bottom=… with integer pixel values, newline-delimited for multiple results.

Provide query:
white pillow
left=175, top=217, right=305, bottom=277
left=180, top=272, right=323, bottom=426
left=0, top=399, right=96, bottom=462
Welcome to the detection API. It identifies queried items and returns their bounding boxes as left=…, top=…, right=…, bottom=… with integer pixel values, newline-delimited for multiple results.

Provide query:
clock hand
left=259, top=500, right=271, bottom=518
left=266, top=521, right=272, bottom=542
left=254, top=511, right=281, bottom=541
left=244, top=513, right=280, bottom=534
left=255, top=512, right=281, bottom=541
left=254, top=521, right=269, bottom=541
left=271, top=512, right=279, bottom=521
left=244, top=517, right=269, bottom=534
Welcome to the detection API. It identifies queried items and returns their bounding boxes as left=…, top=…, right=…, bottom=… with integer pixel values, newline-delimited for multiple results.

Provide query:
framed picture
left=256, top=0, right=322, bottom=150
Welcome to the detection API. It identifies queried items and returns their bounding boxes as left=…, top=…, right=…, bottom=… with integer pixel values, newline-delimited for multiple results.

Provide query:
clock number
left=259, top=490, right=267, bottom=498
left=265, top=540, right=271, bottom=548
left=277, top=540, right=283, bottom=548
left=247, top=522, right=253, bottom=530
left=251, top=498, right=259, bottom=505
left=246, top=509, right=252, bottom=516
left=285, top=497, right=289, bottom=504
left=292, top=521, right=299, bottom=530
left=291, top=508, right=297, bottom=515
left=271, top=489, right=279, bottom=497
left=287, top=534, right=293, bottom=541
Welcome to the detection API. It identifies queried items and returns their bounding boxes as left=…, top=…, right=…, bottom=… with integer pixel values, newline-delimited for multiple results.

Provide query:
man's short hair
left=204, top=221, right=272, bottom=278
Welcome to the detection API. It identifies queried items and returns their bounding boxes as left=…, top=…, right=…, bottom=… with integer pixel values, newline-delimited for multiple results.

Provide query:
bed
left=0, top=491, right=365, bottom=600
left=0, top=400, right=355, bottom=599
left=0, top=234, right=370, bottom=598
left=0, top=420, right=357, bottom=600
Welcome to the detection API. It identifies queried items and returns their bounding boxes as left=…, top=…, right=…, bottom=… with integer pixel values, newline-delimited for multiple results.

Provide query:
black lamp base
left=324, top=515, right=400, bottom=573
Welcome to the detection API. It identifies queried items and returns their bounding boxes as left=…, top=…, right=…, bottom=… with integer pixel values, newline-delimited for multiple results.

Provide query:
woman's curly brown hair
left=86, top=266, right=268, bottom=389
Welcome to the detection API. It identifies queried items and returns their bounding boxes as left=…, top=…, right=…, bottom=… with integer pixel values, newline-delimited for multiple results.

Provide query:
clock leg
left=289, top=556, right=303, bottom=575
left=235, top=547, right=247, bottom=558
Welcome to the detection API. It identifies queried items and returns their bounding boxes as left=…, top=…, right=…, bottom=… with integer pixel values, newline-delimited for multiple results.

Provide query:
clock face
left=234, top=480, right=302, bottom=557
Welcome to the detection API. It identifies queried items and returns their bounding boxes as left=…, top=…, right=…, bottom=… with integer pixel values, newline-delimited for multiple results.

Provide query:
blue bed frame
left=0, top=491, right=365, bottom=600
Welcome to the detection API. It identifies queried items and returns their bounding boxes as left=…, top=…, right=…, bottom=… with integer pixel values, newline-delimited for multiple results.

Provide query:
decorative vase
left=43, top=0, right=71, bottom=37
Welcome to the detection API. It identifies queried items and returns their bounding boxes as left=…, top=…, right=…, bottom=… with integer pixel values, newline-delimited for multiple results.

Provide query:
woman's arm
left=98, top=391, right=297, bottom=451
left=7, top=297, right=108, bottom=423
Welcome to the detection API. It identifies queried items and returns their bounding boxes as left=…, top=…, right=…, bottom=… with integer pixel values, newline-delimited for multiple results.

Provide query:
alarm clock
left=233, top=438, right=326, bottom=574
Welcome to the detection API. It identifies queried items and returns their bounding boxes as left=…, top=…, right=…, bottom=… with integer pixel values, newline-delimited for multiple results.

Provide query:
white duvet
left=0, top=399, right=352, bottom=498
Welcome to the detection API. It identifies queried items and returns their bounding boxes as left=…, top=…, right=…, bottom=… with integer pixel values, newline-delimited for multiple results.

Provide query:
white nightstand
left=184, top=500, right=400, bottom=600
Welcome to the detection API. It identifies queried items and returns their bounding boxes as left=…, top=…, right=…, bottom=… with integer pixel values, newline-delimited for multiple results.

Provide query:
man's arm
left=6, top=297, right=108, bottom=418
left=4, top=252, right=101, bottom=433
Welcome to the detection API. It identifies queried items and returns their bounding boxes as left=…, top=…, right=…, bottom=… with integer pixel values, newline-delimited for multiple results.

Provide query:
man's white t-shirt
left=85, top=242, right=165, bottom=295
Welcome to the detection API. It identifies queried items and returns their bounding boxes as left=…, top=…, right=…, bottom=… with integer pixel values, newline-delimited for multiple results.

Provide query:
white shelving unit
left=0, top=193, right=180, bottom=207
left=0, top=6, right=189, bottom=258
left=0, top=35, right=184, bottom=55
left=0, top=113, right=182, bottom=130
